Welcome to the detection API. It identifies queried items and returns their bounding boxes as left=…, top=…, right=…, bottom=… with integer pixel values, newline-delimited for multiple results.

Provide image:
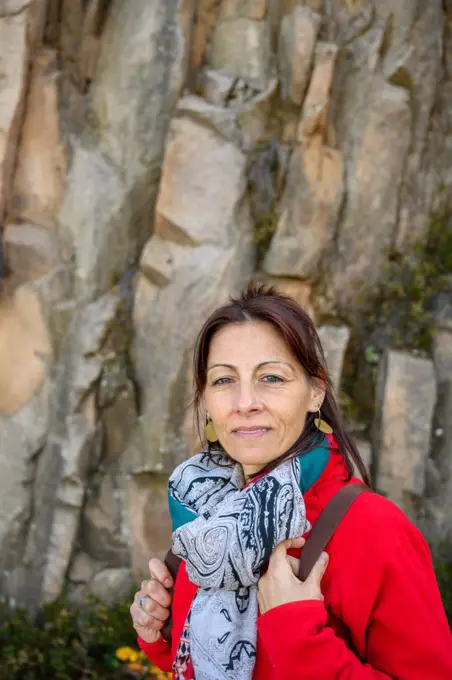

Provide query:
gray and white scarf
left=168, top=451, right=310, bottom=680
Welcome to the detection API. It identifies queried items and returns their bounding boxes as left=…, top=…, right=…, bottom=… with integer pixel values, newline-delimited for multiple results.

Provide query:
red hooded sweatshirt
left=138, top=444, right=452, bottom=679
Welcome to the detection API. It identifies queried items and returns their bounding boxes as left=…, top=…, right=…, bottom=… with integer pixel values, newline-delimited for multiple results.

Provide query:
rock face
left=278, top=6, right=321, bottom=106
left=374, top=351, right=436, bottom=516
left=0, top=0, right=452, bottom=612
left=264, top=41, right=343, bottom=278
left=422, top=325, right=452, bottom=556
left=11, top=49, right=66, bottom=228
left=317, top=325, right=350, bottom=394
left=0, top=5, right=30, bottom=224
left=132, top=104, right=255, bottom=475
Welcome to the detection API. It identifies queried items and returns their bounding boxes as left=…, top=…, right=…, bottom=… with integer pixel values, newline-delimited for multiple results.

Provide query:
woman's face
left=203, top=321, right=325, bottom=477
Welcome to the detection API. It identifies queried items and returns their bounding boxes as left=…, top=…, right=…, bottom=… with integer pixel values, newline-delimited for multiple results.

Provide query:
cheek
left=204, top=391, right=231, bottom=425
left=276, top=393, right=309, bottom=431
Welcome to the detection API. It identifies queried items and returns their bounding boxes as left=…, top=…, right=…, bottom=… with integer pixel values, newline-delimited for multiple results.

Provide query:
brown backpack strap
left=160, top=549, right=182, bottom=644
left=299, top=483, right=369, bottom=581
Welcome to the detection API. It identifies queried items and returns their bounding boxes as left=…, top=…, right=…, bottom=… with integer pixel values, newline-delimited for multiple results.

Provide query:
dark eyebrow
left=257, top=361, right=295, bottom=373
left=207, top=361, right=295, bottom=372
left=207, top=363, right=236, bottom=372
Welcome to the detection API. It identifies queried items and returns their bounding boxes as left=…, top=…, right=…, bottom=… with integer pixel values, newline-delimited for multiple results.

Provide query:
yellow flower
left=115, top=646, right=136, bottom=662
left=127, top=662, right=147, bottom=675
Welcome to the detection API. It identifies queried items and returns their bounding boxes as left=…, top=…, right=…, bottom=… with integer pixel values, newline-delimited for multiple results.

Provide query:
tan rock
left=4, top=222, right=61, bottom=285
left=237, top=76, right=278, bottom=147
left=58, top=143, right=133, bottom=301
left=178, top=82, right=278, bottom=150
left=62, top=0, right=195, bottom=301
left=433, top=330, right=452, bottom=380
left=69, top=551, right=97, bottom=584
left=0, top=381, right=49, bottom=606
left=155, top=116, right=248, bottom=248
left=0, top=10, right=29, bottom=223
left=133, top=109, right=254, bottom=473
left=0, top=285, right=51, bottom=415
left=374, top=350, right=436, bottom=514
left=21, top=291, right=129, bottom=607
left=11, top=49, right=66, bottom=228
left=92, top=0, right=195, bottom=188
left=127, top=473, right=172, bottom=581
left=278, top=6, right=321, bottom=106
left=59, top=0, right=84, bottom=87
left=79, top=0, right=108, bottom=82
left=140, top=234, right=184, bottom=287
left=191, top=0, right=222, bottom=74
left=422, top=356, right=452, bottom=553
left=330, top=82, right=411, bottom=314
left=298, top=42, right=338, bottom=142
left=90, top=567, right=134, bottom=604
left=220, top=0, right=267, bottom=20
left=280, top=0, right=324, bottom=16
left=317, top=325, right=350, bottom=393
left=256, top=276, right=315, bottom=321
left=263, top=139, right=344, bottom=278
left=208, top=16, right=271, bottom=89
left=202, top=69, right=236, bottom=106
left=355, top=439, right=372, bottom=475
left=81, top=472, right=128, bottom=564
left=102, top=383, right=138, bottom=465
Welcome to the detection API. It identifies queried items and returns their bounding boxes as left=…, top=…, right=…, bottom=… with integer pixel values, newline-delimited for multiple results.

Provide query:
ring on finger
left=139, top=594, right=150, bottom=610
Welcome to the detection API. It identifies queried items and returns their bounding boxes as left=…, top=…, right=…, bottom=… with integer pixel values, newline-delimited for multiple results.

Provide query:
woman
left=130, top=286, right=452, bottom=679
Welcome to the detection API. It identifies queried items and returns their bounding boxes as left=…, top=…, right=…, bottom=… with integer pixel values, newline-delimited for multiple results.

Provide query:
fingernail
left=320, top=552, right=328, bottom=565
left=164, top=579, right=172, bottom=587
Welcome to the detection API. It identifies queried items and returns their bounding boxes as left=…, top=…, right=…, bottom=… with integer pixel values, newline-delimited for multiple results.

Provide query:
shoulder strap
left=160, top=549, right=182, bottom=644
left=298, top=483, right=369, bottom=581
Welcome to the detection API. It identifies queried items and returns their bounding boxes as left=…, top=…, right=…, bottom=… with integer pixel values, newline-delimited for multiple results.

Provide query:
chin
left=232, top=448, right=272, bottom=468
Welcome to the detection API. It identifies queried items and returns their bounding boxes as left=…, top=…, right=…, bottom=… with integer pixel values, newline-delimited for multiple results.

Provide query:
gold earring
left=314, top=407, right=333, bottom=434
left=205, top=418, right=218, bottom=443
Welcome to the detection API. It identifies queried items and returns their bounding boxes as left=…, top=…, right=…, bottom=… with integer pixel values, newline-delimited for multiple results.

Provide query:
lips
left=232, top=426, right=271, bottom=438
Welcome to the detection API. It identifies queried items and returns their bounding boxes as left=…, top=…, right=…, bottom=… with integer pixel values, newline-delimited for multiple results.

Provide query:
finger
left=130, top=602, right=164, bottom=631
left=286, top=555, right=300, bottom=577
left=140, top=578, right=172, bottom=608
left=149, top=558, right=173, bottom=588
left=305, top=552, right=329, bottom=585
left=135, top=593, right=170, bottom=622
left=268, top=537, right=306, bottom=569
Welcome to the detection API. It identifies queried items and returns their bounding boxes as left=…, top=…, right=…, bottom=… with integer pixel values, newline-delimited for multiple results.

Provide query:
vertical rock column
left=17, top=0, right=195, bottom=609
left=373, top=350, right=436, bottom=518
left=128, top=0, right=278, bottom=579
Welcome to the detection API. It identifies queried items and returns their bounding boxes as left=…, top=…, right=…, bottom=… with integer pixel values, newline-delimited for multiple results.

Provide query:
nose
left=235, top=381, right=262, bottom=414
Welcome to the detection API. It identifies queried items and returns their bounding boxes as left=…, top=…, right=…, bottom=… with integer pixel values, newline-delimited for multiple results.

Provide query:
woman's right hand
left=130, top=558, right=174, bottom=644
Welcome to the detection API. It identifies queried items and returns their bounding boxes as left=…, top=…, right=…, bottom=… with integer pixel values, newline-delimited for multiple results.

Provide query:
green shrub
left=368, top=203, right=452, bottom=354
left=435, top=560, right=452, bottom=626
left=0, top=595, right=168, bottom=680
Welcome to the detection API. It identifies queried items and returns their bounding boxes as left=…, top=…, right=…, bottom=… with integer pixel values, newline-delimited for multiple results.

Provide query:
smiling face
left=202, top=321, right=325, bottom=477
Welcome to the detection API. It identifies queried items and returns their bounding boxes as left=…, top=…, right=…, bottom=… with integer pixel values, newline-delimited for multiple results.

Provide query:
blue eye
left=262, top=375, right=284, bottom=384
left=212, top=377, right=233, bottom=386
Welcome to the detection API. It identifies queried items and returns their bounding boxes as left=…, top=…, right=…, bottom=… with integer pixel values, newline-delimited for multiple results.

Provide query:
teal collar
left=297, top=434, right=330, bottom=493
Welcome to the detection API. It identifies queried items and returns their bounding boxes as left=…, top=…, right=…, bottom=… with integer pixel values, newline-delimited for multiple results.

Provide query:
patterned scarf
left=168, top=448, right=314, bottom=680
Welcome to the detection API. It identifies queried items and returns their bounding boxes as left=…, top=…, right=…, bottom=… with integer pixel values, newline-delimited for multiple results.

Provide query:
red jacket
left=139, top=448, right=452, bottom=678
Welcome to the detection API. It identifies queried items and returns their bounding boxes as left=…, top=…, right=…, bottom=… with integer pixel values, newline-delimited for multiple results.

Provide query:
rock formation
left=0, top=0, right=451, bottom=609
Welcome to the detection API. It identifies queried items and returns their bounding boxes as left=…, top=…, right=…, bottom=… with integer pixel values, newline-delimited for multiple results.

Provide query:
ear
left=307, top=378, right=326, bottom=413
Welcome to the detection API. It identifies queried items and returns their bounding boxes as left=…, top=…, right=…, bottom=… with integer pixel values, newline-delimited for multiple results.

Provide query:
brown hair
left=192, top=285, right=370, bottom=485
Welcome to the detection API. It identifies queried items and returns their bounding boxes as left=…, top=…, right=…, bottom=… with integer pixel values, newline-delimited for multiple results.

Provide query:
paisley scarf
left=167, top=438, right=329, bottom=680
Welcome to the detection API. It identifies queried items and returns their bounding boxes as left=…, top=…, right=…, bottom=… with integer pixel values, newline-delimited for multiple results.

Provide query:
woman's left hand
left=257, top=537, right=329, bottom=614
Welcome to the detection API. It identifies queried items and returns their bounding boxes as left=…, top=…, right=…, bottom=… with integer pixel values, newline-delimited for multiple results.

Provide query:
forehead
left=208, top=321, right=296, bottom=363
